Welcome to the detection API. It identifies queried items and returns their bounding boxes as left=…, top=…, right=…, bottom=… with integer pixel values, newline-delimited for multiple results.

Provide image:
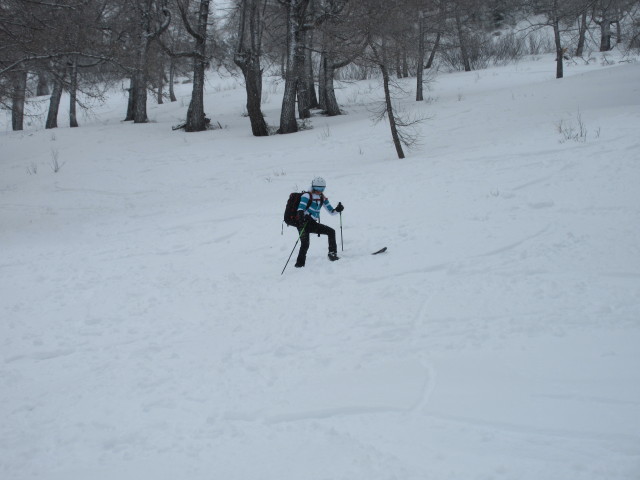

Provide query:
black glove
left=335, top=202, right=344, bottom=213
left=296, top=210, right=306, bottom=224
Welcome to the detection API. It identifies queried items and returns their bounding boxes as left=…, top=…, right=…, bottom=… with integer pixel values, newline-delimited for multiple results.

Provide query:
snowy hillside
left=1, top=53, right=640, bottom=480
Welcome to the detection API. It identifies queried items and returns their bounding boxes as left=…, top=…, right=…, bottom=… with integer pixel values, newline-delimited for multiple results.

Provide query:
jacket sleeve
left=323, top=197, right=337, bottom=215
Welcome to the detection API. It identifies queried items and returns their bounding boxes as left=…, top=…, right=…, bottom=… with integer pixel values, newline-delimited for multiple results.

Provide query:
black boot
left=328, top=252, right=339, bottom=262
left=295, top=259, right=305, bottom=268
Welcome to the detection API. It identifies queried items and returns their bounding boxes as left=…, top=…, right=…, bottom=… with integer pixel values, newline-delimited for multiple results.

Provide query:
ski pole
left=281, top=223, right=307, bottom=275
left=339, top=212, right=344, bottom=251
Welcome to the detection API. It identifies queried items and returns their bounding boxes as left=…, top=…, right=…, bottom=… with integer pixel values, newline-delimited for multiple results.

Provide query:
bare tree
left=350, top=0, right=435, bottom=158
left=276, top=0, right=345, bottom=134
left=575, top=4, right=590, bottom=56
left=415, top=1, right=444, bottom=99
left=592, top=0, right=618, bottom=50
left=452, top=0, right=473, bottom=71
left=316, top=1, right=366, bottom=115
left=0, top=0, right=46, bottom=129
left=0, top=0, right=77, bottom=129
left=371, top=40, right=406, bottom=159
left=317, top=39, right=363, bottom=115
left=10, top=70, right=28, bottom=130
left=592, top=0, right=636, bottom=51
left=526, top=0, right=586, bottom=78
left=45, top=64, right=66, bottom=129
left=176, top=0, right=211, bottom=132
left=358, top=0, right=411, bottom=158
left=414, top=0, right=443, bottom=100
left=277, top=0, right=310, bottom=133
left=120, top=0, right=171, bottom=123
left=159, top=3, right=194, bottom=103
left=234, top=0, right=269, bottom=136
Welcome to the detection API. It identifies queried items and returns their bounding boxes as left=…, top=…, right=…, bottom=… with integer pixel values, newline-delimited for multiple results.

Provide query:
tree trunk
left=169, top=61, right=177, bottom=102
left=297, top=80, right=310, bottom=119
left=324, top=64, right=340, bottom=116
left=402, top=50, right=409, bottom=78
left=296, top=27, right=311, bottom=119
left=279, top=0, right=310, bottom=134
left=575, top=9, right=588, bottom=57
left=599, top=18, right=612, bottom=51
left=130, top=1, right=168, bottom=123
left=125, top=77, right=136, bottom=121
left=69, top=56, right=79, bottom=128
left=157, top=60, right=165, bottom=104
left=318, top=50, right=327, bottom=110
left=184, top=0, right=211, bottom=133
left=243, top=60, right=269, bottom=135
left=320, top=55, right=341, bottom=116
left=132, top=0, right=158, bottom=124
left=133, top=48, right=150, bottom=124
left=46, top=70, right=65, bottom=129
left=416, top=12, right=425, bottom=101
left=426, top=31, right=440, bottom=69
left=553, top=16, right=564, bottom=79
left=155, top=0, right=165, bottom=105
left=455, top=11, right=471, bottom=72
left=305, top=29, right=318, bottom=109
left=380, top=62, right=404, bottom=159
left=235, top=0, right=269, bottom=136
left=37, top=71, right=50, bottom=96
left=280, top=50, right=287, bottom=79
left=185, top=58, right=207, bottom=131
left=318, top=43, right=354, bottom=117
left=11, top=70, right=28, bottom=131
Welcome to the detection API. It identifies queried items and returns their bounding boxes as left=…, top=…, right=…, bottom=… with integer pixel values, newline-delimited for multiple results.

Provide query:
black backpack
left=283, top=191, right=326, bottom=226
left=283, top=191, right=307, bottom=226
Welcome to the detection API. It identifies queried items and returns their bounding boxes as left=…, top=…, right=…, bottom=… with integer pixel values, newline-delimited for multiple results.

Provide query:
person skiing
left=295, top=177, right=344, bottom=268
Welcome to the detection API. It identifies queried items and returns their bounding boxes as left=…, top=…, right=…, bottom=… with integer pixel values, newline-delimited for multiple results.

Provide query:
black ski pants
left=296, top=219, right=337, bottom=264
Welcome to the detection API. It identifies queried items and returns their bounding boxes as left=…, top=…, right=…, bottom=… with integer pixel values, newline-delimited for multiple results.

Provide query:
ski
left=372, top=247, right=387, bottom=255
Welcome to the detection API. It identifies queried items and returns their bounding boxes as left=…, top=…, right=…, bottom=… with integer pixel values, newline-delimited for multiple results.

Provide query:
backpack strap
left=302, top=191, right=315, bottom=212
left=301, top=191, right=326, bottom=220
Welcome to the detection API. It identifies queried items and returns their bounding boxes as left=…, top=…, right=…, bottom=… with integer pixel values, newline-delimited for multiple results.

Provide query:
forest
left=2, top=0, right=639, bottom=157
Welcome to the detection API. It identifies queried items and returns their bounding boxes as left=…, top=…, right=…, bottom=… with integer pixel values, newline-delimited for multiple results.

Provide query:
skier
left=295, top=177, right=344, bottom=268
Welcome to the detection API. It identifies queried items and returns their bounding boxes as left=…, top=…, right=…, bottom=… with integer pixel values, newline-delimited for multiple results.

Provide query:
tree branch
left=156, top=38, right=204, bottom=60
left=0, top=52, right=135, bottom=77
left=176, top=0, right=203, bottom=42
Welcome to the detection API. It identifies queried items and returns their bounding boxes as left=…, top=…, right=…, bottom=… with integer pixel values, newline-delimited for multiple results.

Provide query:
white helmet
left=311, top=176, right=326, bottom=190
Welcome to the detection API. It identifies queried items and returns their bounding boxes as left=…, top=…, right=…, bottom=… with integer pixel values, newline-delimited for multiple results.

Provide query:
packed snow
left=1, top=52, right=640, bottom=480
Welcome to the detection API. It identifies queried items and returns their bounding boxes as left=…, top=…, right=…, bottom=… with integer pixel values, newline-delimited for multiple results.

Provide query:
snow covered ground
left=1, top=52, right=640, bottom=480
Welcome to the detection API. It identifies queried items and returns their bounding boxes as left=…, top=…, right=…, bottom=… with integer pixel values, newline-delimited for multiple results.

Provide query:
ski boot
left=328, top=252, right=339, bottom=262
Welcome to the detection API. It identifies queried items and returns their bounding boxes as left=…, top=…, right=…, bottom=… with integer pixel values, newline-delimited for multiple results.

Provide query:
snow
left=1, top=53, right=640, bottom=480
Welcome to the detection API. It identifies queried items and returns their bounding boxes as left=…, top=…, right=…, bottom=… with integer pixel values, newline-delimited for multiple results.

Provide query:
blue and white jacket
left=297, top=192, right=337, bottom=222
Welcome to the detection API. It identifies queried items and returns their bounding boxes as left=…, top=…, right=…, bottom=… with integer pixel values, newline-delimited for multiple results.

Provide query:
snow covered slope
left=1, top=54, right=640, bottom=480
